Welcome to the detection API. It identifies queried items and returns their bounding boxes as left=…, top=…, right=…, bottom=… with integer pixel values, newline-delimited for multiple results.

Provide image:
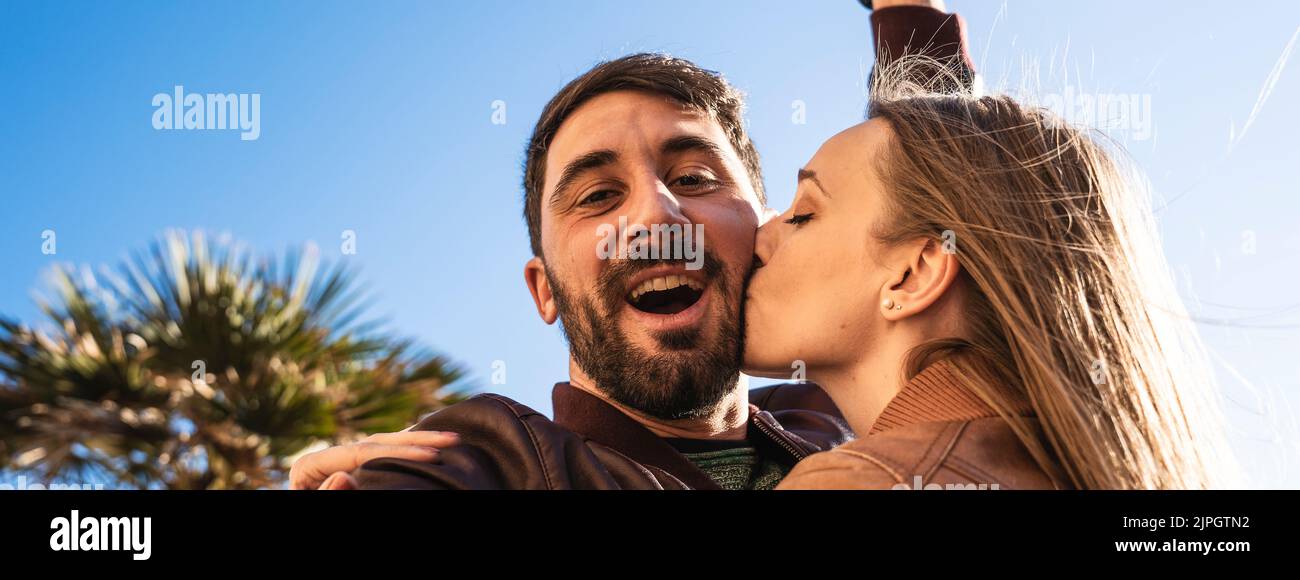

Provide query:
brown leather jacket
left=776, top=360, right=1072, bottom=490
left=354, top=382, right=852, bottom=490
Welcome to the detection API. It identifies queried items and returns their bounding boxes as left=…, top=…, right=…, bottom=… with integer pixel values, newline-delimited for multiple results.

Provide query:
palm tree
left=0, top=230, right=467, bottom=489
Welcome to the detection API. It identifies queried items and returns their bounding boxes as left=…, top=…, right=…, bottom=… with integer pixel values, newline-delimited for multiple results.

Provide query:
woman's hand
left=288, top=430, right=461, bottom=490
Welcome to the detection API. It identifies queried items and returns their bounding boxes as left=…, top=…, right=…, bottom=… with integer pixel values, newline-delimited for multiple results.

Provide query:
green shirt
left=666, top=438, right=789, bottom=491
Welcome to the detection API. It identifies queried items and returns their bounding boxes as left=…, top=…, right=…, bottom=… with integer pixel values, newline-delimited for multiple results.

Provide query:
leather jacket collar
left=551, top=382, right=834, bottom=490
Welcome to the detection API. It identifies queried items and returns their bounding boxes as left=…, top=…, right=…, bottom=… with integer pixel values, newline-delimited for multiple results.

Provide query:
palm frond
left=0, top=230, right=468, bottom=489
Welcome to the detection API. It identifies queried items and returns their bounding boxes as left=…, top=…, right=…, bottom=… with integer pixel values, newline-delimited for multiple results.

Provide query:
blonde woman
left=745, top=63, right=1239, bottom=490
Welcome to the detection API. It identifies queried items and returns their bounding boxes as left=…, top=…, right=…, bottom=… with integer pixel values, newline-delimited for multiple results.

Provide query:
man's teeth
left=628, top=275, right=703, bottom=301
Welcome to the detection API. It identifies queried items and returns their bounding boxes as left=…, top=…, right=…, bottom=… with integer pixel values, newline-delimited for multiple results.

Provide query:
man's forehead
left=545, top=91, right=725, bottom=174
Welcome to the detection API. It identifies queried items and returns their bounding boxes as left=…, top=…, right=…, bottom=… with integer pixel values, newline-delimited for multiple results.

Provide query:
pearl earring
left=882, top=298, right=894, bottom=310
left=894, top=304, right=903, bottom=310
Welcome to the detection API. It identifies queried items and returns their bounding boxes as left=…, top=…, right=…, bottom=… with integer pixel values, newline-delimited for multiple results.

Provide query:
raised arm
left=865, top=0, right=977, bottom=92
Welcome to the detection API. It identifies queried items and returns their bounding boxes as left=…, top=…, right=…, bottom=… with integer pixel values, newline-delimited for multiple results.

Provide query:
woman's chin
left=742, top=367, right=788, bottom=380
left=742, top=311, right=801, bottom=378
left=740, top=352, right=788, bottom=379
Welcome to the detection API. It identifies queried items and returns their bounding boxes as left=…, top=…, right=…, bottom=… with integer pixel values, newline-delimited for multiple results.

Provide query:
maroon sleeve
left=870, top=5, right=977, bottom=90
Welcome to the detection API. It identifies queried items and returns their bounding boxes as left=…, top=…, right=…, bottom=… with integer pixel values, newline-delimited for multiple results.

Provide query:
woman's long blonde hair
left=868, top=58, right=1239, bottom=489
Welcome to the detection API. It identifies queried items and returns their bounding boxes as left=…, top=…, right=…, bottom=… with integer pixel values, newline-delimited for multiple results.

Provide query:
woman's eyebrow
left=798, top=168, right=832, bottom=198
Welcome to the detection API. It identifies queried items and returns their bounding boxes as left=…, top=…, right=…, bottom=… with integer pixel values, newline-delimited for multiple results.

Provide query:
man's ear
left=524, top=256, right=559, bottom=324
left=879, top=238, right=961, bottom=321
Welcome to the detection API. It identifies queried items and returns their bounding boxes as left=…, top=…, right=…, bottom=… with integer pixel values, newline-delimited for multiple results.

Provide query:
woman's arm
left=867, top=0, right=977, bottom=92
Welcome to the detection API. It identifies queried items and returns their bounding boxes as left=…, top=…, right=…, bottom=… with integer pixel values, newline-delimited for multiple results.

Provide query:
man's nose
left=622, top=177, right=690, bottom=237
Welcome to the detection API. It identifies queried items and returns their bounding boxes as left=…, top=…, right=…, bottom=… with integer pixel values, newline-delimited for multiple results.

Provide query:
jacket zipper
left=753, top=414, right=808, bottom=462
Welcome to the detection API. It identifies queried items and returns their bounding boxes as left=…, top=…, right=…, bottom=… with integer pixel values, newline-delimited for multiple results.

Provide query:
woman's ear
left=878, top=238, right=961, bottom=321
left=524, top=256, right=559, bottom=324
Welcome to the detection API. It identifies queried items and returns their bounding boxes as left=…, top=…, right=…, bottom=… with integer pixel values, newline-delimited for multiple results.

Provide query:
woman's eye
left=579, top=190, right=619, bottom=206
left=784, top=212, right=815, bottom=226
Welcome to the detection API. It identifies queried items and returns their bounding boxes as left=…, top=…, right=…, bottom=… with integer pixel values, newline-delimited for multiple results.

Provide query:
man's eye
left=783, top=213, right=814, bottom=226
left=671, top=173, right=720, bottom=190
left=579, top=190, right=619, bottom=206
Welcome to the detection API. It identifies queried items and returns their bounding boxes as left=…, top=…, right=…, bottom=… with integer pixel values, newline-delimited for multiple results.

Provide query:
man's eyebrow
left=661, top=134, right=728, bottom=161
left=550, top=149, right=620, bottom=208
left=798, top=168, right=832, bottom=198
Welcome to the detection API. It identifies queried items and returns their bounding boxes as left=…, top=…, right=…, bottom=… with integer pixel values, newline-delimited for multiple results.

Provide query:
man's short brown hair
left=522, top=53, right=765, bottom=257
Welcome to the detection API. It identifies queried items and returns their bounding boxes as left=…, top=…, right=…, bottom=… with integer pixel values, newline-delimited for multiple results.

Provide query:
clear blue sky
left=2, top=1, right=1297, bottom=487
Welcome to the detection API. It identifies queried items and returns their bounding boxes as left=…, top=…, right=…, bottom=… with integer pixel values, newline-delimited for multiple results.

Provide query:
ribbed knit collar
left=868, top=359, right=1034, bottom=435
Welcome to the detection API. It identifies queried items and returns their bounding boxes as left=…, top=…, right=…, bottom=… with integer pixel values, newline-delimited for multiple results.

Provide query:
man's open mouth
left=626, top=274, right=704, bottom=315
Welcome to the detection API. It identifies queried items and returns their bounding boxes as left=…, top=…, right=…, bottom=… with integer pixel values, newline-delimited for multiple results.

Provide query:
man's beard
left=547, top=253, right=744, bottom=421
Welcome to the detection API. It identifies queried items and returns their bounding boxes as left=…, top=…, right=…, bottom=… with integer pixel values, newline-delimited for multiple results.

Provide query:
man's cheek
left=719, top=208, right=760, bottom=257
left=559, top=234, right=603, bottom=279
left=718, top=229, right=758, bottom=281
left=697, top=215, right=755, bottom=257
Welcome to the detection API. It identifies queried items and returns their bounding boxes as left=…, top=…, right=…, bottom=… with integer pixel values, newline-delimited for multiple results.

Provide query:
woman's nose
left=753, top=216, right=780, bottom=268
